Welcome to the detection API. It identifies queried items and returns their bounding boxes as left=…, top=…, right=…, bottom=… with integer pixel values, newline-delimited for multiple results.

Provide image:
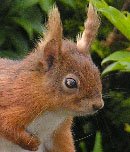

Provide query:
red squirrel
left=0, top=3, right=104, bottom=152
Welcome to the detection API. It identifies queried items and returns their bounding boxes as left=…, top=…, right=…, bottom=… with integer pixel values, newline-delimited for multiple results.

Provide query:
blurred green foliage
left=102, top=51, right=130, bottom=76
left=0, top=0, right=44, bottom=58
left=0, top=0, right=130, bottom=152
left=93, top=132, right=103, bottom=152
left=124, top=123, right=130, bottom=133
left=91, top=0, right=130, bottom=40
left=91, top=0, right=130, bottom=77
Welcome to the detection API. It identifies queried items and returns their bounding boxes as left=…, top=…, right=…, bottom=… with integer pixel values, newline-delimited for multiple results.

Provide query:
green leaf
left=18, top=6, right=43, bottom=35
left=102, top=51, right=130, bottom=65
left=39, top=0, right=54, bottom=13
left=8, top=30, right=29, bottom=52
left=12, top=0, right=39, bottom=10
left=91, top=0, right=130, bottom=40
left=26, top=7, right=43, bottom=34
left=80, top=142, right=87, bottom=152
left=124, top=123, right=130, bottom=133
left=91, top=0, right=108, bottom=8
left=102, top=50, right=130, bottom=76
left=93, top=132, right=103, bottom=152
left=60, top=0, right=76, bottom=8
left=13, top=17, right=33, bottom=39
left=102, top=61, right=130, bottom=76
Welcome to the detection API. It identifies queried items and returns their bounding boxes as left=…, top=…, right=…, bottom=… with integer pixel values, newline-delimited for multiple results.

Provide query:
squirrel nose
left=92, top=100, right=104, bottom=111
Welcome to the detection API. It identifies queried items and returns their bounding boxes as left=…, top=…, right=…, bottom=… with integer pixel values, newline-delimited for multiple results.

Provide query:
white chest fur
left=0, top=111, right=67, bottom=152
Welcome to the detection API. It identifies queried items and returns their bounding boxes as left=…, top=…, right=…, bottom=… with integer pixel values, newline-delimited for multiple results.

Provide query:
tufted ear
left=41, top=6, right=63, bottom=71
left=77, top=3, right=100, bottom=55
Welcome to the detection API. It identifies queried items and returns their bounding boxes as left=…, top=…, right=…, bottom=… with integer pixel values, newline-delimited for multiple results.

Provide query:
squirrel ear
left=42, top=39, right=60, bottom=71
left=40, top=6, right=62, bottom=71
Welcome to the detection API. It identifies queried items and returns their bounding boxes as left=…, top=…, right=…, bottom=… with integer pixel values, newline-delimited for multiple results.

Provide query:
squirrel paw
left=18, top=131, right=40, bottom=151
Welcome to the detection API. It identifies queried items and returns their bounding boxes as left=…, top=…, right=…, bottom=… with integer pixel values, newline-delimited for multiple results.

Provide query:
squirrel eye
left=65, top=78, right=77, bottom=89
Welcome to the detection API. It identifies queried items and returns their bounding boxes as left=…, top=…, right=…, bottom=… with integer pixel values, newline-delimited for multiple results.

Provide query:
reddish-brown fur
left=0, top=3, right=103, bottom=151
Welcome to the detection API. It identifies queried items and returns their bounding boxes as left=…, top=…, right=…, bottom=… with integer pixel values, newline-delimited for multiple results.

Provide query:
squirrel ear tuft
left=44, top=5, right=62, bottom=52
left=77, top=3, right=100, bottom=55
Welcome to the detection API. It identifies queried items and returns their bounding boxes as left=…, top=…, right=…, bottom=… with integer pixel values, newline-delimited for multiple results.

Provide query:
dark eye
left=65, top=78, right=77, bottom=89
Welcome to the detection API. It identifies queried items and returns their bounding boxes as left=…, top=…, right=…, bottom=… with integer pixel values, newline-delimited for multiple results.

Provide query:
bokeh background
left=0, top=0, right=130, bottom=152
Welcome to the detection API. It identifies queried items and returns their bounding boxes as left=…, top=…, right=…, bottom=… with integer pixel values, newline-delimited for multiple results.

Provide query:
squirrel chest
left=0, top=111, right=67, bottom=152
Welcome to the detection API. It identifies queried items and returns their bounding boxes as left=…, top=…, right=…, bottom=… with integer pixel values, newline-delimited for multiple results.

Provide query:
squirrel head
left=27, top=3, right=104, bottom=116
